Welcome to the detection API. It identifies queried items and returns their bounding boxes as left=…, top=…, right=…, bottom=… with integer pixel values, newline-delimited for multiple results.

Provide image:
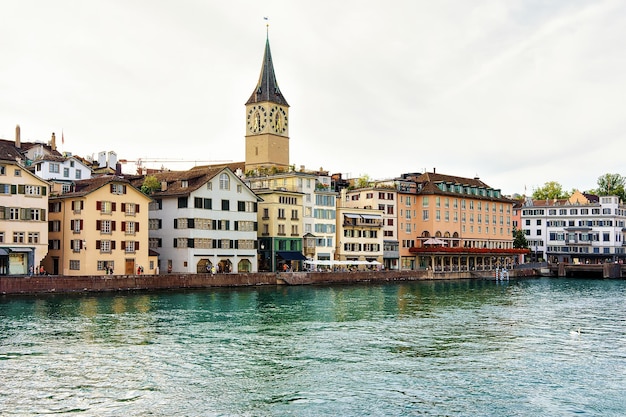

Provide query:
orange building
left=398, top=171, right=525, bottom=271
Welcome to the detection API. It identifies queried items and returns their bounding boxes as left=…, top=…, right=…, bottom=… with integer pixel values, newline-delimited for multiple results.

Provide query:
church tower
left=245, top=34, right=290, bottom=172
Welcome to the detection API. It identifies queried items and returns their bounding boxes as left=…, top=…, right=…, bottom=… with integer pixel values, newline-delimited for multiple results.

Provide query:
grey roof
left=246, top=37, right=289, bottom=106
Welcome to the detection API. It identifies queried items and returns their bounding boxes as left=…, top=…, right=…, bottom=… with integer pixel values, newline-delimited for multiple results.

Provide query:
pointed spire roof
left=246, top=36, right=289, bottom=106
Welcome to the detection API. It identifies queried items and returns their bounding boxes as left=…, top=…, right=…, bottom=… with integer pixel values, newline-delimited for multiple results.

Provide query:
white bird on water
left=570, top=327, right=581, bottom=336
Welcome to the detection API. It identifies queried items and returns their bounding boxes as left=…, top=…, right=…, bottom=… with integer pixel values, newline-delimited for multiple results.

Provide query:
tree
left=356, top=174, right=371, bottom=189
left=594, top=173, right=626, bottom=201
left=141, top=175, right=160, bottom=195
left=513, top=228, right=528, bottom=249
left=531, top=181, right=569, bottom=200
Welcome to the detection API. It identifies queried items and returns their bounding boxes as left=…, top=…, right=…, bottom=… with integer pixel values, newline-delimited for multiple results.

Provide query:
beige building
left=0, top=157, right=50, bottom=275
left=44, top=176, right=154, bottom=275
left=336, top=190, right=384, bottom=265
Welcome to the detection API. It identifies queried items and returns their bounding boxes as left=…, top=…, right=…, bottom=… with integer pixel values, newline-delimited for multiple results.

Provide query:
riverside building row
left=8, top=32, right=622, bottom=275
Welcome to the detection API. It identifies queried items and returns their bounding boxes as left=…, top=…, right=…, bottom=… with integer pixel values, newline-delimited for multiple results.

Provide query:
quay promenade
left=0, top=268, right=540, bottom=295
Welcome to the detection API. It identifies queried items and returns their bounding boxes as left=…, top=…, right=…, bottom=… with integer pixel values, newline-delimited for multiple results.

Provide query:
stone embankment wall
left=0, top=269, right=534, bottom=295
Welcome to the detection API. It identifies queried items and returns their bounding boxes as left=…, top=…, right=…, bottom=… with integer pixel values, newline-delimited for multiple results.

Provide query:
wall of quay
left=0, top=269, right=535, bottom=295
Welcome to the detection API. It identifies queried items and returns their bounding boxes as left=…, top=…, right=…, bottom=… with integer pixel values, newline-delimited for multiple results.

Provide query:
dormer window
left=181, top=180, right=188, bottom=188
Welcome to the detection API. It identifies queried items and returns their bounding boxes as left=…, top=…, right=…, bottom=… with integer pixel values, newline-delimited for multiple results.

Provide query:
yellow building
left=44, top=176, right=154, bottom=275
left=0, top=159, right=50, bottom=275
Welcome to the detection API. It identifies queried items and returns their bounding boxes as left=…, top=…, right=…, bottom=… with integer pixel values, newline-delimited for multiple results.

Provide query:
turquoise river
left=1, top=278, right=625, bottom=416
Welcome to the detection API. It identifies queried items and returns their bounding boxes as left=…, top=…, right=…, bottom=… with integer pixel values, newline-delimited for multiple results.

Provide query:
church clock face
left=269, top=106, right=288, bottom=134
left=247, top=105, right=267, bottom=133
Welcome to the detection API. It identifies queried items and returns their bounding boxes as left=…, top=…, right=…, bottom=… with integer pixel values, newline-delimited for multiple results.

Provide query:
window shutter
left=234, top=221, right=239, bottom=231
left=112, top=202, right=116, bottom=212
left=174, top=219, right=178, bottom=229
left=10, top=185, right=16, bottom=194
left=80, top=201, right=84, bottom=210
left=121, top=222, right=126, bottom=232
left=42, top=187, right=47, bottom=196
left=212, top=220, right=217, bottom=230
left=111, top=241, right=116, bottom=250
left=158, top=219, right=162, bottom=228
left=49, top=222, right=54, bottom=232
left=135, top=241, right=139, bottom=250
left=80, top=219, right=83, bottom=230
left=121, top=203, right=126, bottom=212
left=135, top=222, right=139, bottom=232
left=254, top=222, right=258, bottom=231
left=123, top=185, right=127, bottom=194
left=18, top=185, right=25, bottom=194
left=173, top=239, right=177, bottom=248
left=96, top=240, right=101, bottom=249
left=112, top=221, right=116, bottom=231
left=110, top=184, right=114, bottom=193
left=188, top=218, right=194, bottom=229
left=71, top=201, right=75, bottom=210
left=41, top=209, right=46, bottom=221
left=136, top=204, right=140, bottom=213
left=96, top=201, right=102, bottom=211
left=96, top=220, right=101, bottom=230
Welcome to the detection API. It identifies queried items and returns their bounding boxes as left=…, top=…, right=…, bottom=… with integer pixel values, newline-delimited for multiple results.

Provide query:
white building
left=521, top=191, right=626, bottom=264
left=143, top=165, right=261, bottom=273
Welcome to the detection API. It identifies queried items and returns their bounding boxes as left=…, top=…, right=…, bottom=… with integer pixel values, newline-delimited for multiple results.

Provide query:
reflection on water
left=1, top=278, right=626, bottom=416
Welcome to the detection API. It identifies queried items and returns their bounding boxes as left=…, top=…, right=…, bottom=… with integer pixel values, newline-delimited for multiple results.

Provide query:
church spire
left=246, top=35, right=289, bottom=106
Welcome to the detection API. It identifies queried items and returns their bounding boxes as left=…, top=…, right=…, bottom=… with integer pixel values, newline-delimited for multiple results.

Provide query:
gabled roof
left=50, top=175, right=147, bottom=200
left=131, top=163, right=258, bottom=200
left=246, top=37, right=289, bottom=106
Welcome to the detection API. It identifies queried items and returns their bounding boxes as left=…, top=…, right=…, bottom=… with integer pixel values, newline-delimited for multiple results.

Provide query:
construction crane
left=119, top=158, right=232, bottom=167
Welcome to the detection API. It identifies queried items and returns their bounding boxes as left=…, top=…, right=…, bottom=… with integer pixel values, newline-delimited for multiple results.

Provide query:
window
left=100, top=201, right=112, bottom=214
left=221, top=199, right=230, bottom=211
left=100, top=220, right=112, bottom=234
left=237, top=184, right=242, bottom=193
left=110, top=183, right=126, bottom=194
left=178, top=197, right=188, bottom=208
left=219, top=173, right=230, bottom=190
left=24, top=185, right=42, bottom=196
left=49, top=163, right=60, bottom=173
left=124, top=221, right=136, bottom=235
left=124, top=203, right=137, bottom=216
left=422, top=210, right=429, bottom=221
left=69, top=260, right=80, bottom=270
left=13, top=232, right=25, bottom=243
left=125, top=240, right=137, bottom=253
left=100, top=240, right=111, bottom=253
left=63, top=168, right=70, bottom=177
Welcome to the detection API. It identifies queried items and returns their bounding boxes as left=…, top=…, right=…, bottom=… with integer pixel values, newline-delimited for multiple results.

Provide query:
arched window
left=219, top=173, right=230, bottom=190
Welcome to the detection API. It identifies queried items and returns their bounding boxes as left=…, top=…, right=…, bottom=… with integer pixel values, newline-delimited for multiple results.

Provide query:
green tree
left=531, top=181, right=569, bottom=200
left=594, top=173, right=626, bottom=201
left=356, top=174, right=371, bottom=189
left=141, top=175, right=160, bottom=195
left=513, top=228, right=528, bottom=249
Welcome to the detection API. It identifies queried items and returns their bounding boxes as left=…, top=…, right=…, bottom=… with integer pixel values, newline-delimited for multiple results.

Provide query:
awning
left=361, top=214, right=382, bottom=220
left=0, top=248, right=8, bottom=256
left=10, top=247, right=32, bottom=253
left=344, top=214, right=360, bottom=219
left=277, top=251, right=307, bottom=261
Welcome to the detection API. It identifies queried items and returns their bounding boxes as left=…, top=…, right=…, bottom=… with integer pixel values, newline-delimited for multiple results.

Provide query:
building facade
left=521, top=191, right=626, bottom=264
left=0, top=158, right=50, bottom=275
left=44, top=176, right=153, bottom=275
left=143, top=166, right=260, bottom=274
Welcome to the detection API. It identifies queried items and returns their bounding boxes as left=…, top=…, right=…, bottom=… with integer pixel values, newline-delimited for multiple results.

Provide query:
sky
left=1, top=0, right=625, bottom=196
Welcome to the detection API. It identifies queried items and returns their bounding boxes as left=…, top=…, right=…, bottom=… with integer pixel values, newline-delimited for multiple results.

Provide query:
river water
left=1, top=278, right=625, bottom=416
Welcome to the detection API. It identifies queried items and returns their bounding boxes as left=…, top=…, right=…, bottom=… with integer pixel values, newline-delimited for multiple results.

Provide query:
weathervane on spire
left=264, top=16, right=269, bottom=37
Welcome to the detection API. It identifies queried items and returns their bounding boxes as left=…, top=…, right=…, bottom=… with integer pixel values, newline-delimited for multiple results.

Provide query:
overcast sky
left=1, top=0, right=624, bottom=196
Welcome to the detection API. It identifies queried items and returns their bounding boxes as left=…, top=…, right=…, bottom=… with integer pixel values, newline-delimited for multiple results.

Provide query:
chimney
left=15, top=125, right=21, bottom=148
left=115, top=162, right=122, bottom=176
left=161, top=181, right=168, bottom=191
left=50, top=132, right=57, bottom=151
